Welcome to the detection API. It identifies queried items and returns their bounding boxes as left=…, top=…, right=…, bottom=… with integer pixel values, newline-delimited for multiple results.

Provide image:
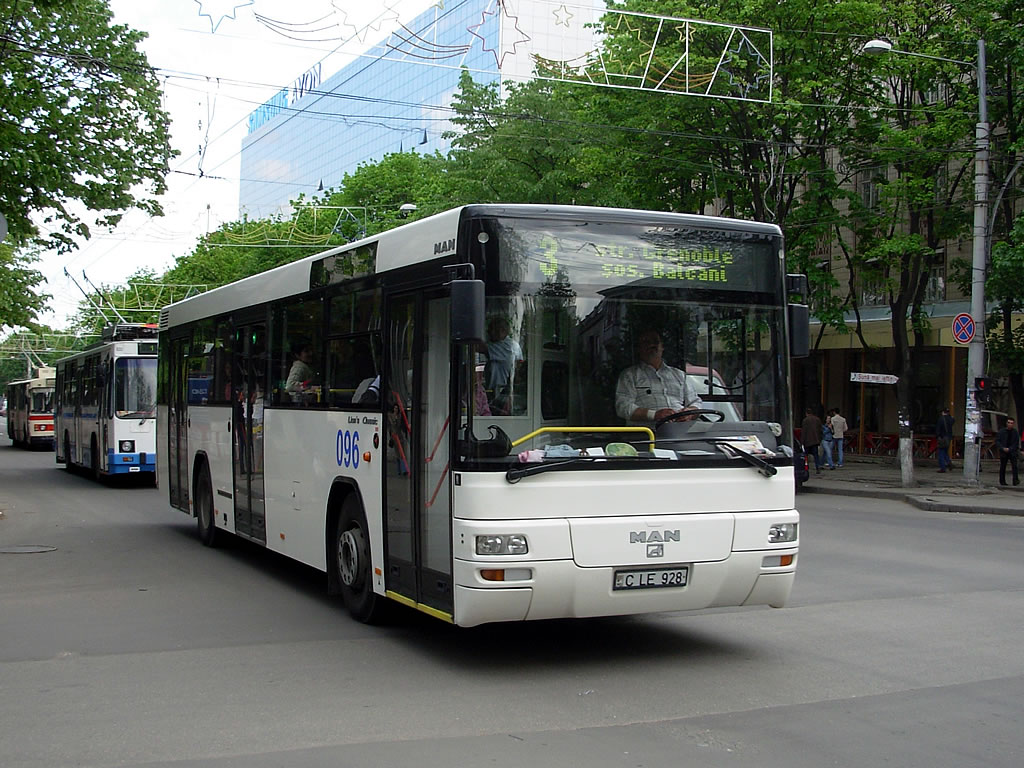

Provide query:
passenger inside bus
left=615, top=329, right=703, bottom=427
left=483, top=316, right=523, bottom=415
left=286, top=344, right=318, bottom=403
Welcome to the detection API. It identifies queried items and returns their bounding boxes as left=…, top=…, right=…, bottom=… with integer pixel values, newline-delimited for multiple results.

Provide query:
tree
left=0, top=0, right=175, bottom=252
left=846, top=1, right=1022, bottom=483
left=986, top=213, right=1024, bottom=422
left=0, top=243, right=49, bottom=332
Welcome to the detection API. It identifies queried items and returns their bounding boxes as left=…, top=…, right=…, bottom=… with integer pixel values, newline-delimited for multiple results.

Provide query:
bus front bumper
left=451, top=550, right=797, bottom=627
left=106, top=451, right=156, bottom=474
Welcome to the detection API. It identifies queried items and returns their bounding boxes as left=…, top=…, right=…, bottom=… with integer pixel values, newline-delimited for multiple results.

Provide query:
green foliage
left=0, top=244, right=50, bottom=332
left=0, top=0, right=175, bottom=251
left=987, top=214, right=1024, bottom=375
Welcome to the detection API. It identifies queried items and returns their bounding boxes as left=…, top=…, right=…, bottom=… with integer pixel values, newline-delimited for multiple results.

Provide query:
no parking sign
left=952, top=313, right=975, bottom=345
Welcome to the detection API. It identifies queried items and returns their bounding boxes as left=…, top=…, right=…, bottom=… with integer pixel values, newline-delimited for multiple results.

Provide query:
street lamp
left=862, top=38, right=989, bottom=484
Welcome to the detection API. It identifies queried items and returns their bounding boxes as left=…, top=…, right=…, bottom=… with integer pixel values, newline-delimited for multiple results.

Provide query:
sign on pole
left=952, top=313, right=975, bottom=345
left=850, top=372, right=899, bottom=384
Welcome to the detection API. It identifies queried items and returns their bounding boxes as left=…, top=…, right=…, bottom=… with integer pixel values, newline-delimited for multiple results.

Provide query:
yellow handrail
left=510, top=426, right=655, bottom=452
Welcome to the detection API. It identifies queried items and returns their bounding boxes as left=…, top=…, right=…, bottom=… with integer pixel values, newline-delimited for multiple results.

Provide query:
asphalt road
left=2, top=423, right=1023, bottom=767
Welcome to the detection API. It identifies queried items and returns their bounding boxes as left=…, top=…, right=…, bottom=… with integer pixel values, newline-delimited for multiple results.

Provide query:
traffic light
left=975, top=376, right=993, bottom=405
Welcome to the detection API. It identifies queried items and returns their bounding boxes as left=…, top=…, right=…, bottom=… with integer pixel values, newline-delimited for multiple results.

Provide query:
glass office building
left=239, top=0, right=603, bottom=218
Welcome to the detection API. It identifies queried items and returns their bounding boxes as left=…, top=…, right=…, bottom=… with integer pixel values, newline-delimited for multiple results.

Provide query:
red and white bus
left=158, top=204, right=806, bottom=626
left=5, top=367, right=56, bottom=449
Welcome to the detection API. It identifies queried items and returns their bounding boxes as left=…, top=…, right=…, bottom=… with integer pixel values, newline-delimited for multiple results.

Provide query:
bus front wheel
left=335, top=496, right=384, bottom=623
left=195, top=466, right=219, bottom=547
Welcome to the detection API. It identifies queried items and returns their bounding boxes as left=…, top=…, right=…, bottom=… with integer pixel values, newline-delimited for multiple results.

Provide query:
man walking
left=830, top=407, right=848, bottom=467
left=801, top=407, right=824, bottom=474
left=996, top=417, right=1020, bottom=486
left=935, top=407, right=955, bottom=473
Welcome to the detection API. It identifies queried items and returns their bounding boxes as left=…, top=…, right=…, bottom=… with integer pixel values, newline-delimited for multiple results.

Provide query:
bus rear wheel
left=195, top=466, right=219, bottom=547
left=335, top=495, right=384, bottom=623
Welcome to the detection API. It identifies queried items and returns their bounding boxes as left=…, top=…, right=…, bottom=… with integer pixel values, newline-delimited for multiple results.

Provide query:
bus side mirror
left=451, top=279, right=485, bottom=344
left=789, top=303, right=810, bottom=358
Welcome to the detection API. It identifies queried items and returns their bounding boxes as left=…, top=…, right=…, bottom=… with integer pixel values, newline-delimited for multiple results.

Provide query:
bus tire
left=63, top=434, right=74, bottom=472
left=195, top=465, right=220, bottom=548
left=335, top=495, right=384, bottom=623
left=90, top=435, right=101, bottom=482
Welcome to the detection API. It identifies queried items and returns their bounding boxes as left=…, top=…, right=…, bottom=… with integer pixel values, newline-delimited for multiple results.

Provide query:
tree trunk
left=892, top=304, right=916, bottom=488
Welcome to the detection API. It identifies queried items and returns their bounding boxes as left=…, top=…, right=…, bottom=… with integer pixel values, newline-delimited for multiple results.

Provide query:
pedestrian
left=935, top=407, right=955, bottom=473
left=801, top=407, right=824, bottom=474
left=830, top=407, right=848, bottom=467
left=821, top=410, right=836, bottom=469
left=995, top=417, right=1020, bottom=486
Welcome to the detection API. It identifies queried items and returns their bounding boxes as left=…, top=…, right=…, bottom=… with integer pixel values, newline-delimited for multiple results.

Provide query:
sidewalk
left=800, top=455, right=1024, bottom=516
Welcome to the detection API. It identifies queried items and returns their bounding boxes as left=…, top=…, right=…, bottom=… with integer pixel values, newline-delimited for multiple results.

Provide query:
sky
left=39, top=0, right=436, bottom=328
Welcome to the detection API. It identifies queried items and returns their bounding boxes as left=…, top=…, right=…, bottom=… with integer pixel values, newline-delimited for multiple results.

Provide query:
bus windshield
left=456, top=215, right=792, bottom=470
left=31, top=389, right=54, bottom=414
left=115, top=358, right=157, bottom=418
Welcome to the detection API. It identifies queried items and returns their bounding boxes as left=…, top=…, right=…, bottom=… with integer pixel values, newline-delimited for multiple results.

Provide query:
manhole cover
left=0, top=545, right=57, bottom=554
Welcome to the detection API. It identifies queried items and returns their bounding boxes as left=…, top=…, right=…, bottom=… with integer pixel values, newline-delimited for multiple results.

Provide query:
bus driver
left=615, top=329, right=702, bottom=426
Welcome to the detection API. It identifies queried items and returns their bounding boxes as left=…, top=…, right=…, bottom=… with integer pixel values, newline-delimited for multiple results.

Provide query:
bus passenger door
left=233, top=323, right=267, bottom=543
left=168, top=336, right=190, bottom=511
left=383, top=292, right=453, bottom=619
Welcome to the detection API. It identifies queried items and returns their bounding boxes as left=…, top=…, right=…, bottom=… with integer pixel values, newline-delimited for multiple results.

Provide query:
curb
left=802, top=483, right=1024, bottom=516
left=905, top=496, right=1024, bottom=516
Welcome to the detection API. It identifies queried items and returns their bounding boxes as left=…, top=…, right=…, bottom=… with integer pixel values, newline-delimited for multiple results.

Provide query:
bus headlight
left=768, top=522, right=798, bottom=543
left=476, top=534, right=529, bottom=555
left=119, top=440, right=135, bottom=453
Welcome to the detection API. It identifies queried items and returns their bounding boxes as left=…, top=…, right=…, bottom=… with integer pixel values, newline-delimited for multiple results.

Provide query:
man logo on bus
left=629, top=530, right=680, bottom=543
left=434, top=238, right=455, bottom=255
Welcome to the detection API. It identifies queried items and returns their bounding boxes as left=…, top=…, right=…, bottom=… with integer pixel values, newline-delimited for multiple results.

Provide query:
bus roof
left=159, top=204, right=783, bottom=330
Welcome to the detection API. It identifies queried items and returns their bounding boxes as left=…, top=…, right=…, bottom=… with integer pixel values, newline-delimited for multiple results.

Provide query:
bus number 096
left=336, top=429, right=360, bottom=468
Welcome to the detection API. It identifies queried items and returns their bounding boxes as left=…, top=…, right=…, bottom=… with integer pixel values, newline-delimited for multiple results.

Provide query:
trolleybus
left=158, top=204, right=808, bottom=627
left=55, top=324, right=158, bottom=480
left=5, top=367, right=56, bottom=449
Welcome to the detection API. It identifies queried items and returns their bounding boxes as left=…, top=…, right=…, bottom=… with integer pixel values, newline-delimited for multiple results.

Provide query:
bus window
left=272, top=298, right=324, bottom=407
left=115, top=358, right=157, bottom=418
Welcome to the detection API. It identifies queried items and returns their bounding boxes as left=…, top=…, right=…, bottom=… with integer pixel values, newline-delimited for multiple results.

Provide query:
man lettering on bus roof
left=615, top=329, right=702, bottom=426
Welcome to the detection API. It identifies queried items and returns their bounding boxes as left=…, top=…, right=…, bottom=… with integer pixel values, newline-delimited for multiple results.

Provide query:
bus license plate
left=613, top=566, right=688, bottom=590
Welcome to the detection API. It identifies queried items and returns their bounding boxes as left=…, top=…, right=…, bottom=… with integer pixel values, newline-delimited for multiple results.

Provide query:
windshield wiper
left=714, top=440, right=777, bottom=477
left=505, top=456, right=598, bottom=483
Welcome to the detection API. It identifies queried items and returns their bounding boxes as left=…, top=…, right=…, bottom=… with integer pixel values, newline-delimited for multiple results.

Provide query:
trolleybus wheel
left=195, top=466, right=219, bottom=547
left=90, top=436, right=100, bottom=481
left=335, top=495, right=384, bottom=623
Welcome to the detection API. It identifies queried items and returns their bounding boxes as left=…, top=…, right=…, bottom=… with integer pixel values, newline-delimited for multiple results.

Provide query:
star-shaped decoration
left=331, top=1, right=401, bottom=44
left=468, top=0, right=531, bottom=71
left=719, top=33, right=770, bottom=99
left=194, top=0, right=254, bottom=33
left=602, top=13, right=655, bottom=76
left=553, top=4, right=573, bottom=28
left=673, top=22, right=695, bottom=45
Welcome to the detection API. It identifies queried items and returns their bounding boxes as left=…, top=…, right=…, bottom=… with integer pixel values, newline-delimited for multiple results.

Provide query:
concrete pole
left=963, top=39, right=989, bottom=485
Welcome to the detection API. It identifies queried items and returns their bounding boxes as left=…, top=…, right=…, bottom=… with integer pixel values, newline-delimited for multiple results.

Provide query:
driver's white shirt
left=615, top=361, right=703, bottom=424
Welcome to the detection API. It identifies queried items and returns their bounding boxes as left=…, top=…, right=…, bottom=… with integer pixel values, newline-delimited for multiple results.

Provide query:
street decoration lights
left=862, top=38, right=989, bottom=484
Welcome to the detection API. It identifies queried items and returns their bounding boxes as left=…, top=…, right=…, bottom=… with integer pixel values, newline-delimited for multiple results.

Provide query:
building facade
left=239, top=0, right=604, bottom=219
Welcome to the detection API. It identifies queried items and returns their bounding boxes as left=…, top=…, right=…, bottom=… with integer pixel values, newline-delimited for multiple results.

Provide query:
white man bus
left=158, top=204, right=807, bottom=627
